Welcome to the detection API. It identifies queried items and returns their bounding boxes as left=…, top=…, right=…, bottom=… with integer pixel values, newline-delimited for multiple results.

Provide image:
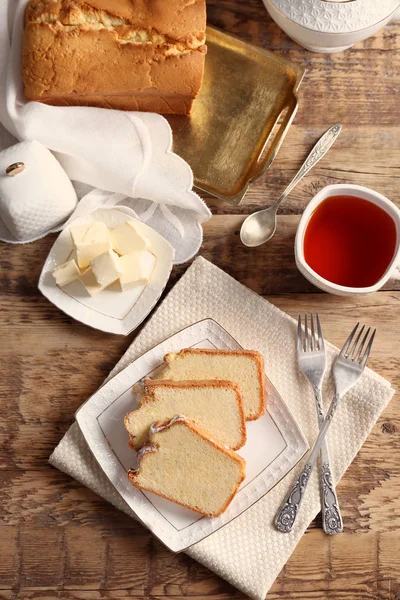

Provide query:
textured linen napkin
left=50, top=257, right=395, bottom=600
left=0, top=0, right=210, bottom=260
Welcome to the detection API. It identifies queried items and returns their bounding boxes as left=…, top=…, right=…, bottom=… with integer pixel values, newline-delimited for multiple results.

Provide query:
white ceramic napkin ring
left=6, top=162, right=26, bottom=176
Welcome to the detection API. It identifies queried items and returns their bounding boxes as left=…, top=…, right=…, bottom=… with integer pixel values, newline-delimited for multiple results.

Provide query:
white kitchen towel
left=50, top=257, right=395, bottom=600
left=0, top=0, right=211, bottom=261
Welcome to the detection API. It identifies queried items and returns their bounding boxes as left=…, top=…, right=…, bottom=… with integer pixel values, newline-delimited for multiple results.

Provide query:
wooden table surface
left=1, top=2, right=400, bottom=599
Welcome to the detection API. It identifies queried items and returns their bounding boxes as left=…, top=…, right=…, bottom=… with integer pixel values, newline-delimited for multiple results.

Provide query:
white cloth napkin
left=0, top=0, right=211, bottom=262
left=50, top=257, right=395, bottom=600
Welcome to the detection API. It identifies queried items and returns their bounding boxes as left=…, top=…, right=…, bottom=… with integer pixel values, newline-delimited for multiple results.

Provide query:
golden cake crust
left=23, top=0, right=207, bottom=114
left=25, top=0, right=207, bottom=42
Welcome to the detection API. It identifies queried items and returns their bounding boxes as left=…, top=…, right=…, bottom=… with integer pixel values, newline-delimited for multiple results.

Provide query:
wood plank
left=0, top=422, right=74, bottom=469
left=1, top=425, right=398, bottom=530
left=202, top=216, right=400, bottom=294
left=1, top=216, right=399, bottom=317
left=147, top=539, right=236, bottom=598
left=269, top=533, right=400, bottom=600
left=329, top=533, right=378, bottom=596
left=1, top=410, right=398, bottom=473
left=0, top=470, right=140, bottom=528
left=0, top=594, right=246, bottom=600
left=0, top=526, right=19, bottom=589
left=1, top=284, right=398, bottom=597
left=63, top=527, right=149, bottom=592
left=63, top=527, right=107, bottom=591
left=0, top=529, right=399, bottom=599
left=19, top=527, right=65, bottom=589
left=378, top=531, right=400, bottom=600
left=1, top=1, right=400, bottom=598
left=2, top=411, right=398, bottom=534
left=204, top=125, right=400, bottom=215
left=207, top=2, right=400, bottom=125
left=0, top=337, right=130, bottom=423
left=0, top=292, right=398, bottom=429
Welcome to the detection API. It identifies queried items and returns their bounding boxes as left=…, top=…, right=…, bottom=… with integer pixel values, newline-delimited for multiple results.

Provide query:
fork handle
left=321, top=460, right=343, bottom=534
left=314, top=388, right=343, bottom=535
left=275, top=392, right=341, bottom=533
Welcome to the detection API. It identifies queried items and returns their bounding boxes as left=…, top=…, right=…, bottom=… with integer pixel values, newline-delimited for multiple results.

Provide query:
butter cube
left=111, top=220, right=150, bottom=256
left=90, top=249, right=122, bottom=287
left=70, top=221, right=110, bottom=247
left=79, top=267, right=107, bottom=296
left=70, top=221, right=111, bottom=269
left=52, top=259, right=81, bottom=287
left=119, top=250, right=156, bottom=291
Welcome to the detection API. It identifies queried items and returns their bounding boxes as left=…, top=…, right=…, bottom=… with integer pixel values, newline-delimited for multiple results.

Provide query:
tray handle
left=249, top=94, right=299, bottom=185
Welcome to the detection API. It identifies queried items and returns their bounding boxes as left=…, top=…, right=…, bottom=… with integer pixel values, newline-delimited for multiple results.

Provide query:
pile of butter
left=52, top=220, right=156, bottom=296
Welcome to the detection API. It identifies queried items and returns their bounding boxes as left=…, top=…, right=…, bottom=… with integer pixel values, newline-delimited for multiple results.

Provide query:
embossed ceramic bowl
left=263, top=0, right=400, bottom=53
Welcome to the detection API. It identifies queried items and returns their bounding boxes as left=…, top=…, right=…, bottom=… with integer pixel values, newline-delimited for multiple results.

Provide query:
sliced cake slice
left=128, top=416, right=246, bottom=518
left=155, top=349, right=266, bottom=420
left=124, top=380, right=246, bottom=451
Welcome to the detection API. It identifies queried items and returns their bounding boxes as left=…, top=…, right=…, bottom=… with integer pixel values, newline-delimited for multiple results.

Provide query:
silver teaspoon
left=240, top=123, right=342, bottom=248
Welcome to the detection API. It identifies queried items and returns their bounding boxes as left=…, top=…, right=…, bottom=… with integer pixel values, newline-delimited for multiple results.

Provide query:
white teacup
left=295, top=184, right=400, bottom=296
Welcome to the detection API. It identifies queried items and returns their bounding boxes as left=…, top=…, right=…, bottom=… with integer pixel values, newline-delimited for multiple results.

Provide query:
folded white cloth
left=50, top=257, right=395, bottom=600
left=0, top=0, right=211, bottom=261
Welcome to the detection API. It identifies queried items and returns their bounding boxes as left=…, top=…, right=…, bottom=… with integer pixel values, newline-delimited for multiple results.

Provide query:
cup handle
left=392, top=264, right=400, bottom=281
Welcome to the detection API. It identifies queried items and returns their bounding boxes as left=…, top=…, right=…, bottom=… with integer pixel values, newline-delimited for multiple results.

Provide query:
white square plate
left=76, top=318, right=308, bottom=552
left=38, top=207, right=175, bottom=335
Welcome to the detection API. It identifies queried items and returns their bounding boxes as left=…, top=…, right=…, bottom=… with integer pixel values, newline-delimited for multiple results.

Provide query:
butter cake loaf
left=124, top=379, right=246, bottom=451
left=22, top=0, right=207, bottom=114
left=155, top=349, right=266, bottom=420
left=128, top=416, right=246, bottom=517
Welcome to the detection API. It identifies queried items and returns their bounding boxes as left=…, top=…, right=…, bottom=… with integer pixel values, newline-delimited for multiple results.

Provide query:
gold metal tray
left=167, top=27, right=305, bottom=205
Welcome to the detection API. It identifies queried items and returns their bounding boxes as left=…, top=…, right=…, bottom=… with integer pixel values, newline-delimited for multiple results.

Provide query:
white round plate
left=38, top=207, right=175, bottom=335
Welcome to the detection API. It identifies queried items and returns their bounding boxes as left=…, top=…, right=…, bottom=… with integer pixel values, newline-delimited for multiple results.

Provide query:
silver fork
left=275, top=322, right=376, bottom=534
left=296, top=313, right=343, bottom=535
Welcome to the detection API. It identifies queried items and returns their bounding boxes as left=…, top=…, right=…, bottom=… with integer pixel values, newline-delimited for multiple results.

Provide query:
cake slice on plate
left=155, top=348, right=266, bottom=420
left=124, top=379, right=246, bottom=451
left=128, top=416, right=246, bottom=518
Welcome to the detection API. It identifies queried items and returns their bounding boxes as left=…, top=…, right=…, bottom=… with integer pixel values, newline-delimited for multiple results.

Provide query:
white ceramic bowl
left=263, top=0, right=400, bottom=53
left=295, top=184, right=400, bottom=296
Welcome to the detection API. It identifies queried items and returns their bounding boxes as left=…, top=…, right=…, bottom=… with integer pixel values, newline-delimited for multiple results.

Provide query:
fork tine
left=354, top=326, right=371, bottom=362
left=310, top=314, right=316, bottom=352
left=297, top=314, right=303, bottom=353
left=339, top=322, right=359, bottom=357
left=349, top=324, right=365, bottom=359
left=360, top=329, right=376, bottom=368
left=304, top=314, right=310, bottom=351
left=316, top=313, right=325, bottom=351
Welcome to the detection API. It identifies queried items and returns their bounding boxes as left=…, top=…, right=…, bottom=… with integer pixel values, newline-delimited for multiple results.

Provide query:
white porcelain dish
left=75, top=318, right=308, bottom=553
left=263, top=0, right=400, bottom=53
left=295, top=184, right=400, bottom=296
left=39, top=207, right=174, bottom=335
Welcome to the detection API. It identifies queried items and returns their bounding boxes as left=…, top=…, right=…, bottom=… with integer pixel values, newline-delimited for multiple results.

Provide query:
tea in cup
left=295, top=184, right=400, bottom=295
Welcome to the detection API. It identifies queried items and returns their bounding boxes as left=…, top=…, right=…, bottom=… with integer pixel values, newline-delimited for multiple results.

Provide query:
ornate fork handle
left=275, top=392, right=341, bottom=533
left=275, top=462, right=313, bottom=532
left=313, top=388, right=343, bottom=535
left=321, top=461, right=342, bottom=535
